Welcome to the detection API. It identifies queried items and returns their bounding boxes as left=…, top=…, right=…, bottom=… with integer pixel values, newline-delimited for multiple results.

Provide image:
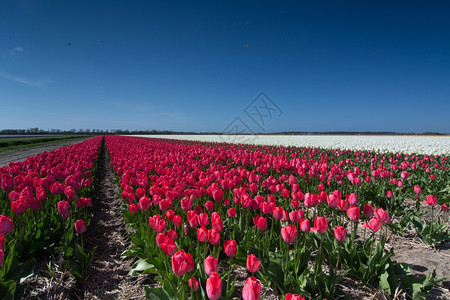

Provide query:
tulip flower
left=188, top=277, right=199, bottom=291
left=310, top=216, right=328, bottom=234
left=197, top=226, right=208, bottom=243
left=246, top=254, right=261, bottom=273
left=208, top=228, right=220, bottom=245
left=74, top=219, right=87, bottom=234
left=441, top=203, right=449, bottom=212
left=281, top=224, right=298, bottom=244
left=198, top=213, right=210, bottom=227
left=160, top=236, right=178, bottom=256
left=227, top=207, right=236, bottom=218
left=253, top=216, right=267, bottom=231
left=128, top=203, right=138, bottom=214
left=171, top=250, right=194, bottom=276
left=0, top=249, right=3, bottom=267
left=299, top=218, right=310, bottom=233
left=374, top=208, right=391, bottom=224
left=206, top=272, right=222, bottom=300
left=362, top=217, right=382, bottom=233
left=346, top=193, right=358, bottom=206
left=289, top=210, right=304, bottom=223
left=0, top=234, right=4, bottom=250
left=413, top=186, right=422, bottom=195
left=346, top=206, right=360, bottom=221
left=386, top=190, right=393, bottom=199
left=333, top=225, right=347, bottom=242
left=173, top=215, right=182, bottom=227
left=242, top=277, right=261, bottom=300
left=363, top=203, right=374, bottom=218
left=285, top=293, right=305, bottom=300
left=204, top=255, right=218, bottom=276
left=224, top=239, right=237, bottom=258
left=0, top=215, right=14, bottom=235
left=424, top=195, right=437, bottom=206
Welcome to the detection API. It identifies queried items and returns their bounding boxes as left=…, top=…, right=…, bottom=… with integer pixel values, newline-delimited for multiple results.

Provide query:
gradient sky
left=1, top=0, right=449, bottom=133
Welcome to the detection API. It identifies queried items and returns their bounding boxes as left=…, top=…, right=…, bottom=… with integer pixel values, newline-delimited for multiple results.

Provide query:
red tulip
left=206, top=272, right=222, bottom=300
left=36, top=187, right=47, bottom=201
left=386, top=190, right=393, bottom=199
left=173, top=215, right=182, bottom=227
left=150, top=215, right=166, bottom=232
left=212, top=217, right=223, bottom=232
left=273, top=206, right=283, bottom=220
left=138, top=196, right=152, bottom=211
left=374, top=208, right=391, bottom=224
left=0, top=216, right=13, bottom=235
left=289, top=210, right=304, bottom=223
left=156, top=233, right=166, bottom=247
left=242, top=277, right=261, bottom=300
left=281, top=224, right=298, bottom=244
left=224, top=239, right=237, bottom=258
left=346, top=206, right=360, bottom=221
left=208, top=228, right=220, bottom=245
left=285, top=293, right=305, bottom=300
left=188, top=211, right=198, bottom=228
left=166, top=228, right=178, bottom=241
left=310, top=216, right=328, bottom=234
left=74, top=219, right=87, bottom=234
left=346, top=193, right=358, bottom=206
left=413, top=186, right=422, bottom=195
left=333, top=225, right=347, bottom=242
left=441, top=203, right=449, bottom=212
left=0, top=234, right=4, bottom=250
left=64, top=186, right=76, bottom=201
left=253, top=216, right=267, bottom=231
left=424, top=195, right=437, bottom=206
left=197, top=226, right=208, bottom=243
left=362, top=217, right=382, bottom=232
left=128, top=203, right=138, bottom=214
left=299, top=218, right=310, bottom=233
left=363, top=203, right=374, bottom=218
left=246, top=254, right=261, bottom=273
left=0, top=249, right=3, bottom=267
left=204, top=255, right=218, bottom=276
left=198, top=213, right=210, bottom=227
left=171, top=250, right=194, bottom=276
left=11, top=200, right=26, bottom=214
left=188, top=277, right=199, bottom=291
left=160, top=236, right=178, bottom=255
left=227, top=207, right=236, bottom=218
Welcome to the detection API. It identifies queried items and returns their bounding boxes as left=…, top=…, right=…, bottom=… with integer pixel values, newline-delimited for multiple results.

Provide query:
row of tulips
left=0, top=136, right=103, bottom=297
left=106, top=136, right=448, bottom=299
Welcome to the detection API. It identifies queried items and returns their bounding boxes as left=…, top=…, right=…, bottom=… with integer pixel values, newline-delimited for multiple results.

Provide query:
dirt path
left=0, top=139, right=88, bottom=167
left=24, top=140, right=145, bottom=299
left=79, top=140, right=145, bottom=300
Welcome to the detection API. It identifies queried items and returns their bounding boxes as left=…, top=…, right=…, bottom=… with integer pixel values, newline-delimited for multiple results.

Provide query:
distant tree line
left=0, top=128, right=193, bottom=136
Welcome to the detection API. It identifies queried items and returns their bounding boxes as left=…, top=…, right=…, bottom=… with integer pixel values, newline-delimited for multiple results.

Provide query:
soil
left=4, top=143, right=448, bottom=299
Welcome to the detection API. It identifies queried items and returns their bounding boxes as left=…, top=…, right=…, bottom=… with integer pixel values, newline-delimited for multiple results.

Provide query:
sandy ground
left=0, top=139, right=88, bottom=167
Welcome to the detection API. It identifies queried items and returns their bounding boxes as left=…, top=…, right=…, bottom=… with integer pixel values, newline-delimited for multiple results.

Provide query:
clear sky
left=1, top=0, right=449, bottom=133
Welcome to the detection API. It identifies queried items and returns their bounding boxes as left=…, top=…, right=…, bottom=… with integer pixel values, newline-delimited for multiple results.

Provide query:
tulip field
left=0, top=135, right=449, bottom=299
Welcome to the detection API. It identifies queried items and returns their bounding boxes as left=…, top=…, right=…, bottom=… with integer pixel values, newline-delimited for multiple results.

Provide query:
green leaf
left=379, top=269, right=391, bottom=294
left=129, top=258, right=155, bottom=275
left=144, top=287, right=175, bottom=300
left=0, top=280, right=17, bottom=300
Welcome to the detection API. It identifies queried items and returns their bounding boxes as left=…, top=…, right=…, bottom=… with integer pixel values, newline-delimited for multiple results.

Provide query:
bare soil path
left=24, top=140, right=146, bottom=299
left=75, top=140, right=145, bottom=299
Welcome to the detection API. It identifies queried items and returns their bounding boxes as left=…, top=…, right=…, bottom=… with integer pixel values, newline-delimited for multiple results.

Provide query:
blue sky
left=1, top=0, right=449, bottom=133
